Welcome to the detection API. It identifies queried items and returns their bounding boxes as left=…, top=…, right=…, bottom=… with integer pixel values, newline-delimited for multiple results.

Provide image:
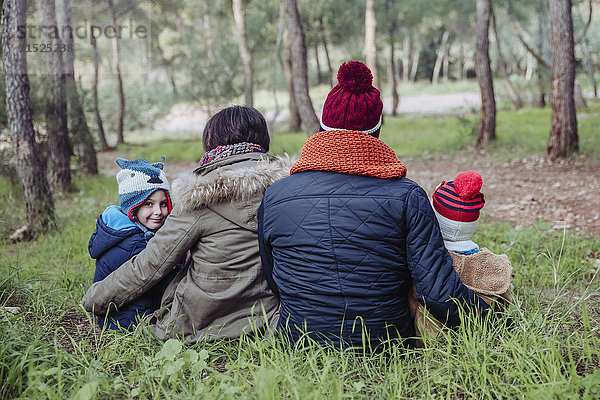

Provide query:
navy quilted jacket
left=89, top=206, right=172, bottom=331
left=258, top=171, right=490, bottom=348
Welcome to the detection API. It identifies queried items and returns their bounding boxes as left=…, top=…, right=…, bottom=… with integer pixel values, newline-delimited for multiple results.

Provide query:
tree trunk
left=35, top=0, right=71, bottom=191
left=582, top=38, right=597, bottom=98
left=282, top=0, right=319, bottom=135
left=432, top=30, right=449, bottom=85
left=319, top=17, right=333, bottom=87
left=282, top=31, right=301, bottom=132
left=2, top=0, right=55, bottom=232
left=364, top=0, right=379, bottom=88
left=90, top=1, right=108, bottom=150
left=457, top=42, right=464, bottom=80
left=314, top=45, right=323, bottom=85
left=386, top=0, right=398, bottom=115
left=461, top=44, right=471, bottom=80
left=475, top=0, right=496, bottom=149
left=56, top=0, right=98, bottom=174
left=442, top=42, right=449, bottom=83
left=491, top=10, right=522, bottom=110
left=107, top=0, right=125, bottom=144
left=525, top=52, right=534, bottom=80
left=91, top=30, right=109, bottom=150
left=167, top=65, right=178, bottom=96
left=232, top=0, right=254, bottom=107
left=536, top=0, right=548, bottom=107
left=410, top=44, right=420, bottom=82
left=574, top=82, right=587, bottom=108
left=402, top=32, right=410, bottom=83
left=548, top=0, right=578, bottom=160
left=269, top=1, right=285, bottom=121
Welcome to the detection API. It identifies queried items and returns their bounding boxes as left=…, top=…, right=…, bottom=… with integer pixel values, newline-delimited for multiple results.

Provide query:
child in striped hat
left=409, top=171, right=513, bottom=343
left=431, top=171, right=486, bottom=255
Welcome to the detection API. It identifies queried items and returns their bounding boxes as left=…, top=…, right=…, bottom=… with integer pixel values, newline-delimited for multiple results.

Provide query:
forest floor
left=97, top=149, right=600, bottom=237
left=404, top=153, right=600, bottom=236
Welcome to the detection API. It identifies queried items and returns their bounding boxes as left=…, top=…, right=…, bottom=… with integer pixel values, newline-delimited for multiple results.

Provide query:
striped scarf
left=198, top=142, right=266, bottom=167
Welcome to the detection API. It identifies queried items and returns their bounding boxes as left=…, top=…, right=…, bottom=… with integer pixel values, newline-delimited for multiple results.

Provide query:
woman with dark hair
left=83, top=106, right=288, bottom=343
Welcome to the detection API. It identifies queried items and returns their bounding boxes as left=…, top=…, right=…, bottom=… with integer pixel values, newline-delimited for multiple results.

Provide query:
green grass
left=1, top=172, right=599, bottom=398
left=117, top=132, right=310, bottom=163
left=118, top=139, right=206, bottom=164
left=1, top=102, right=599, bottom=398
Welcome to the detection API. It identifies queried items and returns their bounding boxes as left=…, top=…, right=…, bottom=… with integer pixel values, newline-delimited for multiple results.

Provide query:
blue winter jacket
left=89, top=206, right=173, bottom=331
left=258, top=171, right=490, bottom=349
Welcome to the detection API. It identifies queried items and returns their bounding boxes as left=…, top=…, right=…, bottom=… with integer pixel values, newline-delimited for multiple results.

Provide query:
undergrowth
left=0, top=173, right=599, bottom=398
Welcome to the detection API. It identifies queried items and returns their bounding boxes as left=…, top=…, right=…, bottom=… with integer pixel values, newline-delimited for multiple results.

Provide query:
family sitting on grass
left=82, top=61, right=512, bottom=349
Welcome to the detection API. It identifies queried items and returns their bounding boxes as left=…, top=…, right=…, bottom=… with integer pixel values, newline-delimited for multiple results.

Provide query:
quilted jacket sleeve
left=82, top=207, right=204, bottom=315
left=258, top=199, right=279, bottom=297
left=404, top=186, right=490, bottom=327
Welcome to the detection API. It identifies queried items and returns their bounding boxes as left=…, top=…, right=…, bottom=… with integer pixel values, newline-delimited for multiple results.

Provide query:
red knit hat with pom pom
left=320, top=61, right=383, bottom=137
left=432, top=171, right=485, bottom=222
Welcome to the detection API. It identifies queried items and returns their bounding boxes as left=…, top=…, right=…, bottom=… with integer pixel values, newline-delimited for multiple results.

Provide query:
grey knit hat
left=115, top=158, right=172, bottom=221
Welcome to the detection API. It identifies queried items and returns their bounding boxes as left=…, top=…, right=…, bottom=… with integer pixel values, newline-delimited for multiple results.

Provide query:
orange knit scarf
left=290, top=130, right=407, bottom=179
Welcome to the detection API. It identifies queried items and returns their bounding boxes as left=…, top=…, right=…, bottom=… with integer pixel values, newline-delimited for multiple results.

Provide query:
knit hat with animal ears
left=115, top=158, right=172, bottom=221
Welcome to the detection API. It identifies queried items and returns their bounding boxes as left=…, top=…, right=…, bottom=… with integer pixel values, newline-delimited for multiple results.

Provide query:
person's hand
left=81, top=282, right=108, bottom=315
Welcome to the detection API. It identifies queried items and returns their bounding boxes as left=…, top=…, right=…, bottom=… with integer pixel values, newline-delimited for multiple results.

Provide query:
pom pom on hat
left=454, top=171, right=483, bottom=200
left=337, top=61, right=373, bottom=93
left=115, top=158, right=172, bottom=221
left=432, top=171, right=485, bottom=223
left=320, top=61, right=383, bottom=136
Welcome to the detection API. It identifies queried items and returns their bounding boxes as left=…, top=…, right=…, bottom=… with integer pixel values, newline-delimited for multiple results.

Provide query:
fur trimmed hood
left=172, top=154, right=293, bottom=212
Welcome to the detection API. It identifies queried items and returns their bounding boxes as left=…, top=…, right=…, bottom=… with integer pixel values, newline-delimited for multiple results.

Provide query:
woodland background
left=0, top=1, right=599, bottom=398
left=1, top=0, right=598, bottom=235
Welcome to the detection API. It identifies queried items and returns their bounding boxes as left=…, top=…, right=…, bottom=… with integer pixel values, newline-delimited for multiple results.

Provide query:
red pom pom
left=337, top=61, right=373, bottom=94
left=454, top=171, right=483, bottom=199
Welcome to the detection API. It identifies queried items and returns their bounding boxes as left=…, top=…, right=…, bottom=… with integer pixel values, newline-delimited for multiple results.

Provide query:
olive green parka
left=83, top=153, right=289, bottom=343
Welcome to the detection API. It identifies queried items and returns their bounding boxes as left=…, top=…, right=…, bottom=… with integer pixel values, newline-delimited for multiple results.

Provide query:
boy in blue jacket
left=88, top=158, right=177, bottom=331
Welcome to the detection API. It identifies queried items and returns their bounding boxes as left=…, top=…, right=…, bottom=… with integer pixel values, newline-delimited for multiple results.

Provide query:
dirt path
left=384, top=92, right=481, bottom=114
left=156, top=93, right=482, bottom=131
left=404, top=154, right=600, bottom=236
left=98, top=149, right=600, bottom=236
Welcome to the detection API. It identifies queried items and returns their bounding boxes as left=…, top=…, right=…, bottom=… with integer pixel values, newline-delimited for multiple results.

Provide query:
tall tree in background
left=505, top=0, right=550, bottom=107
left=581, top=37, right=597, bottom=98
left=232, top=0, right=254, bottom=107
left=491, top=9, right=522, bottom=110
left=56, top=0, right=98, bottom=174
left=475, top=0, right=496, bottom=148
left=283, top=0, right=319, bottom=134
left=431, top=30, right=449, bottom=85
left=91, top=0, right=109, bottom=150
left=91, top=29, right=109, bottom=150
left=282, top=31, right=301, bottom=132
left=536, top=0, right=549, bottom=107
left=107, top=0, right=125, bottom=144
left=385, top=0, right=399, bottom=115
left=364, top=0, right=379, bottom=88
left=2, top=0, right=55, bottom=233
left=548, top=0, right=578, bottom=159
left=318, top=17, right=333, bottom=86
left=35, top=0, right=71, bottom=191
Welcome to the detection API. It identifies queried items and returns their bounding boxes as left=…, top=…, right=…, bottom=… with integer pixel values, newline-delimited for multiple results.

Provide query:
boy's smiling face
left=135, top=190, right=170, bottom=231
